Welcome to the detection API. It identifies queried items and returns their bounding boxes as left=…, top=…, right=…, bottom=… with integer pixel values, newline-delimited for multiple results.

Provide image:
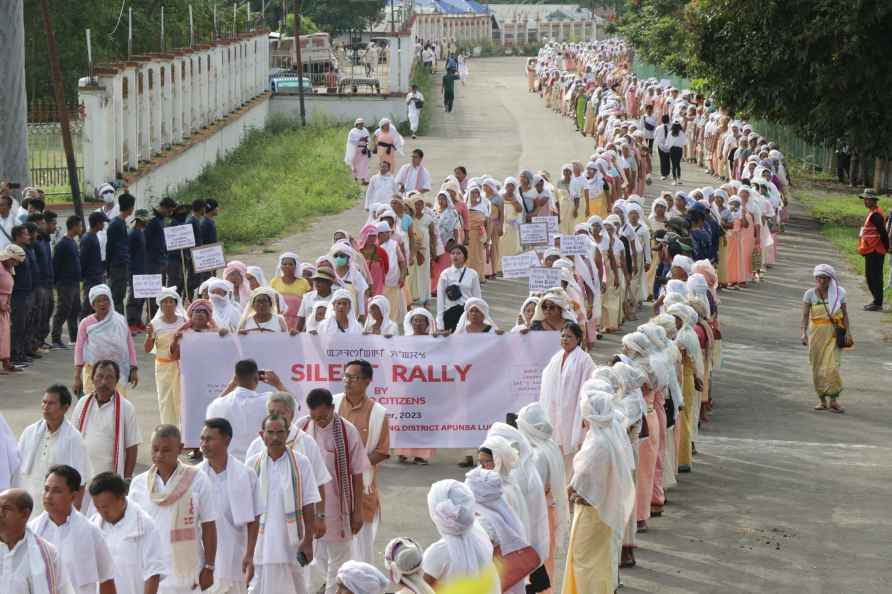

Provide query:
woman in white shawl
left=422, top=479, right=498, bottom=593
left=316, top=288, right=364, bottom=335
left=363, top=295, right=400, bottom=336
left=384, top=537, right=436, bottom=594
left=207, top=278, right=243, bottom=332
left=336, top=560, right=389, bottom=594
left=403, top=307, right=437, bottom=337
left=511, top=296, right=539, bottom=333
left=465, top=467, right=535, bottom=594
left=452, top=297, right=500, bottom=334
left=516, top=402, right=569, bottom=585
left=238, top=286, right=289, bottom=333
left=563, top=388, right=635, bottom=594
left=73, top=284, right=138, bottom=396
left=485, top=423, right=549, bottom=573
left=537, top=321, right=595, bottom=467
left=667, top=302, right=704, bottom=473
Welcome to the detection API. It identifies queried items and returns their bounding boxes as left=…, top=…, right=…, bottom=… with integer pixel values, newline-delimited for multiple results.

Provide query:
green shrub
left=174, top=116, right=360, bottom=249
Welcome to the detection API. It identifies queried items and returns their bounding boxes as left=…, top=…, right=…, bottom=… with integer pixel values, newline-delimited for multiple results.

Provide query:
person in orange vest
left=858, top=189, right=889, bottom=311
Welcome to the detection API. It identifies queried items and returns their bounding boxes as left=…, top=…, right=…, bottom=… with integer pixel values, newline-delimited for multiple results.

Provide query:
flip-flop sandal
left=829, top=406, right=845, bottom=414
left=814, top=403, right=828, bottom=411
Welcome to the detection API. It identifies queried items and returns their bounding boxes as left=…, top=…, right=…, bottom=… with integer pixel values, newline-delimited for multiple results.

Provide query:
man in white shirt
left=70, top=361, right=141, bottom=481
left=0, top=414, right=18, bottom=492
left=245, top=414, right=319, bottom=594
left=28, top=465, right=116, bottom=594
left=244, top=393, right=332, bottom=495
left=14, top=385, right=92, bottom=515
left=94, top=183, right=119, bottom=263
left=363, top=160, right=397, bottom=214
left=206, top=360, right=281, bottom=462
left=394, top=149, right=432, bottom=194
left=295, top=269, right=335, bottom=333
left=198, top=418, right=261, bottom=594
left=89, top=472, right=164, bottom=594
left=0, top=194, right=17, bottom=250
left=129, top=425, right=217, bottom=594
left=405, top=84, right=424, bottom=139
left=0, top=487, right=75, bottom=594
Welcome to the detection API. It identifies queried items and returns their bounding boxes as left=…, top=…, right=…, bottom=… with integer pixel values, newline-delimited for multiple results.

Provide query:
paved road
left=5, top=57, right=891, bottom=593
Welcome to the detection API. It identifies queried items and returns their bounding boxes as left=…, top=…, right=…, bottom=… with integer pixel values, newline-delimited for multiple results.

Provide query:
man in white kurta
left=70, top=363, right=141, bottom=481
left=89, top=472, right=165, bottom=594
left=246, top=415, right=319, bottom=594
left=14, top=387, right=92, bottom=515
left=405, top=84, right=424, bottom=138
left=207, top=360, right=282, bottom=462
left=394, top=150, right=432, bottom=194
left=28, top=466, right=115, bottom=594
left=244, top=393, right=332, bottom=495
left=198, top=418, right=262, bottom=594
left=0, top=488, right=75, bottom=594
left=0, top=414, right=19, bottom=491
left=363, top=161, right=398, bottom=214
left=129, top=425, right=218, bottom=594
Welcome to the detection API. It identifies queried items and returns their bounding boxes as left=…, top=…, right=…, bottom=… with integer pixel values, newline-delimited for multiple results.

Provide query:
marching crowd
left=0, top=38, right=860, bottom=594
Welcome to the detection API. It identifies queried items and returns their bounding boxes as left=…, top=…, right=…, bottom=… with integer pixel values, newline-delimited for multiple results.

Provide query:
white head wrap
left=426, top=480, right=495, bottom=580
left=364, top=295, right=399, bottom=335
left=403, top=307, right=436, bottom=336
left=274, top=252, right=300, bottom=278
left=464, top=467, right=528, bottom=555
left=88, top=283, right=113, bottom=305
left=336, top=560, right=389, bottom=594
left=151, top=286, right=187, bottom=325
left=383, top=538, right=434, bottom=594
left=670, top=254, right=694, bottom=275
left=453, top=297, right=498, bottom=334
left=813, top=264, right=845, bottom=315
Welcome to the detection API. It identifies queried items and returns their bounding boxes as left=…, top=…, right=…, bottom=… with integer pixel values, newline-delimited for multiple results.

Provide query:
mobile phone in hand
left=297, top=552, right=309, bottom=567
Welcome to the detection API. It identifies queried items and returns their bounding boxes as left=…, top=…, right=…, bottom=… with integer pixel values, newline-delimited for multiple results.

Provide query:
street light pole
left=293, top=0, right=306, bottom=126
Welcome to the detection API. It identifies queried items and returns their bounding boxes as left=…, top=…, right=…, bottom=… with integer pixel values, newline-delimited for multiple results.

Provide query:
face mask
left=333, top=256, right=349, bottom=267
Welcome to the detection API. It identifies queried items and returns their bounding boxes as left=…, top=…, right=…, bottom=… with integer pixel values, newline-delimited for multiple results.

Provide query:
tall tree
left=302, top=0, right=385, bottom=35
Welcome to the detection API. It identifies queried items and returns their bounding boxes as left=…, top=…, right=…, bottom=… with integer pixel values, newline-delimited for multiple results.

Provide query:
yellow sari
left=676, top=355, right=698, bottom=467
left=562, top=504, right=615, bottom=594
left=808, top=302, right=844, bottom=397
left=153, top=329, right=182, bottom=426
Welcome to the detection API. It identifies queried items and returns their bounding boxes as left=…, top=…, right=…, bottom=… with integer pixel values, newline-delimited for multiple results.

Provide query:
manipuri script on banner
left=179, top=332, right=558, bottom=448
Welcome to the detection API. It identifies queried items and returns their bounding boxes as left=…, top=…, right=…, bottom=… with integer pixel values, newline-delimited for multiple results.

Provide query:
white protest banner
left=519, top=222, right=548, bottom=246
left=559, top=234, right=589, bottom=257
left=179, top=332, right=557, bottom=448
left=164, top=224, right=196, bottom=251
left=528, top=266, right=562, bottom=291
left=501, top=252, right=538, bottom=279
left=191, top=242, right=226, bottom=273
left=532, top=215, right=559, bottom=240
left=131, top=274, right=163, bottom=299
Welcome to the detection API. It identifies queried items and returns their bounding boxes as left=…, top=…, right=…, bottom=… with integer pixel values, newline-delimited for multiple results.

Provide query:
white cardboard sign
left=528, top=266, right=562, bottom=292
left=191, top=243, right=226, bottom=273
left=164, top=224, right=196, bottom=251
left=532, top=215, right=559, bottom=240
left=132, top=274, right=164, bottom=299
left=519, top=222, right=548, bottom=245
left=559, top=234, right=589, bottom=256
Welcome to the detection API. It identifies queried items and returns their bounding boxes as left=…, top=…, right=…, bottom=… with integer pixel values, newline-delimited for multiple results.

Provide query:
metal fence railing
left=27, top=99, right=84, bottom=195
left=269, top=43, right=392, bottom=95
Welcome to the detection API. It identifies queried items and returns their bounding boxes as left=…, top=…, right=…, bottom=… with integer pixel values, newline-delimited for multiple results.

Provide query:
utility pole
left=293, top=0, right=306, bottom=126
left=38, top=0, right=83, bottom=218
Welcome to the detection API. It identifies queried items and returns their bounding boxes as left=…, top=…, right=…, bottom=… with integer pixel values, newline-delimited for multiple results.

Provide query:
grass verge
left=793, top=171, right=891, bottom=312
left=174, top=114, right=360, bottom=251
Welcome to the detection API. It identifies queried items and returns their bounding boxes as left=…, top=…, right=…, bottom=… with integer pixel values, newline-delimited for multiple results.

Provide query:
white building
left=488, top=4, right=605, bottom=47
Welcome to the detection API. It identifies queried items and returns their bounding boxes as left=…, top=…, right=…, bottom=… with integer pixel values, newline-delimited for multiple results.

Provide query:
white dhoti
left=308, top=539, right=353, bottom=594
left=250, top=562, right=306, bottom=594
left=352, top=512, right=379, bottom=564
left=408, top=107, right=420, bottom=134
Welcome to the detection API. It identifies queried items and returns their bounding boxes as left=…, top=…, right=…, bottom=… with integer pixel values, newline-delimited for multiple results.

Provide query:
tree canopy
left=619, top=0, right=892, bottom=157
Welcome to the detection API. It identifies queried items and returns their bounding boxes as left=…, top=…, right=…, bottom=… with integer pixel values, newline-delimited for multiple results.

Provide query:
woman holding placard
left=144, top=287, right=185, bottom=426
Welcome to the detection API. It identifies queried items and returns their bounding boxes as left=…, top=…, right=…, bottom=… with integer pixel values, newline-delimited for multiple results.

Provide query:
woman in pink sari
left=0, top=245, right=25, bottom=373
left=270, top=252, right=311, bottom=331
left=738, top=188, right=759, bottom=286
left=359, top=224, right=388, bottom=296
left=223, top=260, right=250, bottom=306
left=725, top=197, right=744, bottom=287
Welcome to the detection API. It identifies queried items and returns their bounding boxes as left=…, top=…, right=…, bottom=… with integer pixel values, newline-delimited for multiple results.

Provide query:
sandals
left=814, top=403, right=828, bottom=411
left=829, top=403, right=845, bottom=414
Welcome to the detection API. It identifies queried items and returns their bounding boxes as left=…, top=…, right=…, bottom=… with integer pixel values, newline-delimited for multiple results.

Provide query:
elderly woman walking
left=801, top=264, right=850, bottom=413
left=0, top=245, right=25, bottom=373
